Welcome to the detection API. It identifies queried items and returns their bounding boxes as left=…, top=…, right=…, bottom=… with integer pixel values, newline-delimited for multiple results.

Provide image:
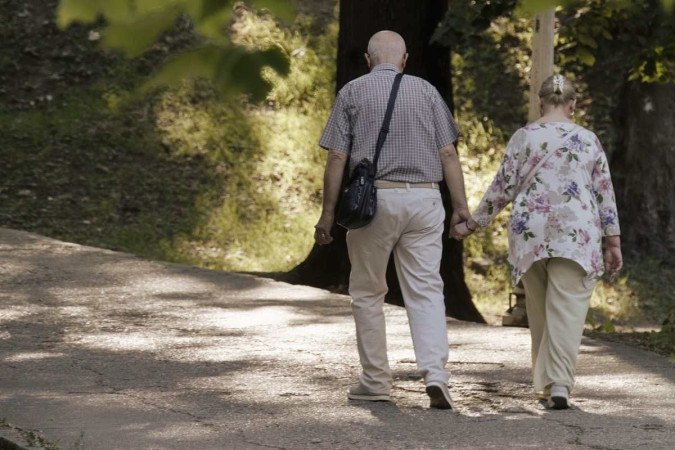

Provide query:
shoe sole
left=548, top=396, right=569, bottom=410
left=425, top=385, right=453, bottom=410
left=347, top=393, right=391, bottom=402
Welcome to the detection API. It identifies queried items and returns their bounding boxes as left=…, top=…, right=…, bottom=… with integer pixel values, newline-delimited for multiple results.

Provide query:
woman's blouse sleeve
left=590, top=136, right=621, bottom=236
left=471, top=129, right=524, bottom=227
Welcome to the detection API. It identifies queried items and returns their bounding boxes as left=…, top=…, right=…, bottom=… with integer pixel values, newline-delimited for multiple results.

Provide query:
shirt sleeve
left=471, top=129, right=524, bottom=227
left=431, top=90, right=459, bottom=149
left=319, top=91, right=352, bottom=153
left=590, top=136, right=621, bottom=236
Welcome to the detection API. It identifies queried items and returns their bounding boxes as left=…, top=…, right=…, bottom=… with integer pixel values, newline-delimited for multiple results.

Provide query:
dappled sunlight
left=0, top=306, right=37, bottom=324
left=4, top=351, right=65, bottom=362
left=1, top=228, right=673, bottom=448
left=145, top=8, right=337, bottom=274
left=72, top=332, right=165, bottom=351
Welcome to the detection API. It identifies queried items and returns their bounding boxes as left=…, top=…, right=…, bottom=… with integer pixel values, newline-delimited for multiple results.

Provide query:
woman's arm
left=471, top=130, right=524, bottom=228
left=591, top=138, right=621, bottom=237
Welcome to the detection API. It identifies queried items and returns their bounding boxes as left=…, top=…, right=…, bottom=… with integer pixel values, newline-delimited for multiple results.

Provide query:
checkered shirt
left=319, top=64, right=459, bottom=182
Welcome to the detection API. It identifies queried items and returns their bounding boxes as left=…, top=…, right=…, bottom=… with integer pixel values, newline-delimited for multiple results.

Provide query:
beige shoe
left=347, top=384, right=391, bottom=402
left=425, top=382, right=454, bottom=410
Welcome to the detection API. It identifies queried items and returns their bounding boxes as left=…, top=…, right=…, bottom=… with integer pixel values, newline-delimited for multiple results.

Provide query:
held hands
left=451, top=221, right=475, bottom=240
left=449, top=207, right=471, bottom=240
left=450, top=208, right=477, bottom=240
left=314, top=212, right=334, bottom=245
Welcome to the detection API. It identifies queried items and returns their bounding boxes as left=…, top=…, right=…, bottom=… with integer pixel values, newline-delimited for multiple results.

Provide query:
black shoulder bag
left=336, top=73, right=404, bottom=230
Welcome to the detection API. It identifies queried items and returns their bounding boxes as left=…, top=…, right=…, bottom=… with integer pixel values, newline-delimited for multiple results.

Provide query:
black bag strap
left=371, top=73, right=404, bottom=173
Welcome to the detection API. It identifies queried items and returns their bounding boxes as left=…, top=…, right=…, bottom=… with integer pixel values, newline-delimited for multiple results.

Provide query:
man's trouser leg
left=346, top=191, right=401, bottom=394
left=391, top=189, right=448, bottom=387
left=522, top=258, right=595, bottom=394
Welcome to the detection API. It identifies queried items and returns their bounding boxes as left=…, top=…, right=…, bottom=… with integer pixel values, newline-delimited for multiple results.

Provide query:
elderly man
left=314, top=31, right=470, bottom=409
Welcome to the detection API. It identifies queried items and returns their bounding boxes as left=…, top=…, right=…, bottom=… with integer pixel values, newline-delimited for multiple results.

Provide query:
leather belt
left=374, top=180, right=440, bottom=190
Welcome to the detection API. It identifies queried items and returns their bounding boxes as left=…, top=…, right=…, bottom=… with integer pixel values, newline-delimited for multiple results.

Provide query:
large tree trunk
left=613, top=81, right=675, bottom=257
left=286, top=0, right=485, bottom=323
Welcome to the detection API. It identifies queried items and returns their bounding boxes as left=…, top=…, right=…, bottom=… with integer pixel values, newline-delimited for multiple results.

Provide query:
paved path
left=0, top=227, right=673, bottom=449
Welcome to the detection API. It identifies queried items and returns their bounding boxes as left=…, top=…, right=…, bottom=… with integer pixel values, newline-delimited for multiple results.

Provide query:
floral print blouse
left=472, top=122, right=621, bottom=285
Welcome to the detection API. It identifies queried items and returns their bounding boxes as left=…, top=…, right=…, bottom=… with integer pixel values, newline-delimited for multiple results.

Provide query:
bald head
left=366, top=31, right=408, bottom=70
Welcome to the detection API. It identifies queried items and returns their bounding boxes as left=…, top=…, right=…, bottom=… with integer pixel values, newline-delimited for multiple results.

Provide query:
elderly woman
left=454, top=74, right=623, bottom=409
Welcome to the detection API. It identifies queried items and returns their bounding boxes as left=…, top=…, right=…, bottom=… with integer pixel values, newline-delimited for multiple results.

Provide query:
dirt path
left=0, top=227, right=673, bottom=449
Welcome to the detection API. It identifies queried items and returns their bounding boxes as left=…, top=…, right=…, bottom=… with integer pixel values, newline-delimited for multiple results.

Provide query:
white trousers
left=346, top=187, right=449, bottom=393
left=521, top=258, right=595, bottom=395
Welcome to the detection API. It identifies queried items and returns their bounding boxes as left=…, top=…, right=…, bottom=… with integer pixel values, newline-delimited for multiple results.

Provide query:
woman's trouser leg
left=522, top=258, right=595, bottom=394
left=521, top=259, right=548, bottom=396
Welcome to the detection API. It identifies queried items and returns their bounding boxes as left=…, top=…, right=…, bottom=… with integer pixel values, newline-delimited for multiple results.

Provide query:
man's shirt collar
left=371, top=63, right=402, bottom=74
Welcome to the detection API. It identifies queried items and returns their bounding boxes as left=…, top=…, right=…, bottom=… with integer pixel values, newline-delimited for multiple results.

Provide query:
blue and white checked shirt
left=319, top=64, right=459, bottom=183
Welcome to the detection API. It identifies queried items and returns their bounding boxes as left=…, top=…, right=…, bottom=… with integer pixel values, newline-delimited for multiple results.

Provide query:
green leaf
left=577, top=34, right=598, bottom=49
left=198, top=0, right=236, bottom=18
left=142, top=46, right=224, bottom=91
left=576, top=47, right=596, bottom=66
left=195, top=6, right=234, bottom=40
left=57, top=0, right=131, bottom=28
left=103, top=7, right=182, bottom=57
left=143, top=45, right=290, bottom=101
left=249, top=0, right=295, bottom=22
left=518, top=0, right=559, bottom=15
left=213, top=46, right=290, bottom=101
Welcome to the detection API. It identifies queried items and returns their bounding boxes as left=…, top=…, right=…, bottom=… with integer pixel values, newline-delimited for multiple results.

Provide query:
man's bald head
left=366, top=31, right=408, bottom=70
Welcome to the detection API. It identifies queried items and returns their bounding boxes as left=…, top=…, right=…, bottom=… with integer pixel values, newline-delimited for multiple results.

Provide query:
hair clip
left=553, top=75, right=565, bottom=94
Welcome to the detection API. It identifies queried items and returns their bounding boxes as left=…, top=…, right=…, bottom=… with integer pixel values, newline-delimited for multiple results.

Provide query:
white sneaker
left=425, top=382, right=454, bottom=410
left=547, top=384, right=570, bottom=410
left=347, top=384, right=391, bottom=402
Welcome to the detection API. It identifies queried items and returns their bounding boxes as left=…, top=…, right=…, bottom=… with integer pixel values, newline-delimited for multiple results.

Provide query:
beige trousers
left=521, top=258, right=595, bottom=395
left=346, top=187, right=449, bottom=394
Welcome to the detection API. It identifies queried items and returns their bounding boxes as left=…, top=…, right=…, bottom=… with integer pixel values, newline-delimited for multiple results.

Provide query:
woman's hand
left=603, top=246, right=623, bottom=277
left=603, top=235, right=623, bottom=278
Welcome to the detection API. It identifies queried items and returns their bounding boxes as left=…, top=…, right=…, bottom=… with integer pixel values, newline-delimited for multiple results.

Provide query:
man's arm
left=314, top=150, right=349, bottom=245
left=439, top=143, right=470, bottom=228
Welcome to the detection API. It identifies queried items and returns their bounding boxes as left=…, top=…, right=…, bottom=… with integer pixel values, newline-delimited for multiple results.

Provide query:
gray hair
left=539, top=74, right=576, bottom=106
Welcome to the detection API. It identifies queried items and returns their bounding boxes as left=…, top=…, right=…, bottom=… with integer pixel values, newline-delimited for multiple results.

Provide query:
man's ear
left=401, top=53, right=408, bottom=69
left=364, top=53, right=371, bottom=69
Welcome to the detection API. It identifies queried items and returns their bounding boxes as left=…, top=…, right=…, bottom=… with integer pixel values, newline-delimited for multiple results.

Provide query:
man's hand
left=439, top=144, right=470, bottom=234
left=314, top=212, right=335, bottom=245
left=451, top=221, right=471, bottom=240
left=314, top=149, right=347, bottom=246
left=450, top=207, right=471, bottom=228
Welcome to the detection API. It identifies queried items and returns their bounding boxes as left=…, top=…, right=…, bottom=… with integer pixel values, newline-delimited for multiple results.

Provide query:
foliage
left=556, top=0, right=675, bottom=84
left=57, top=0, right=295, bottom=100
left=446, top=11, right=531, bottom=322
left=151, top=9, right=336, bottom=271
left=0, top=2, right=335, bottom=272
left=440, top=0, right=675, bottom=348
left=433, top=0, right=518, bottom=49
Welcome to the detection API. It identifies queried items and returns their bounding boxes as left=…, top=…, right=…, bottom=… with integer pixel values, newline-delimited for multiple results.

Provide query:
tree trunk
left=613, top=81, right=675, bottom=258
left=286, top=0, right=485, bottom=323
